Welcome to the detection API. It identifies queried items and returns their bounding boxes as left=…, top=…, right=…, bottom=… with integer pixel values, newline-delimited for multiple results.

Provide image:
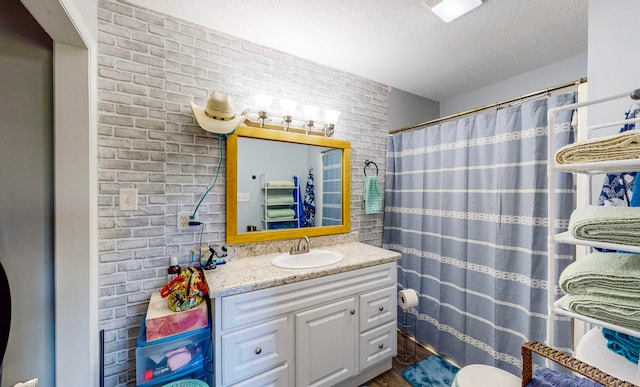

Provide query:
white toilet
left=452, top=364, right=521, bottom=387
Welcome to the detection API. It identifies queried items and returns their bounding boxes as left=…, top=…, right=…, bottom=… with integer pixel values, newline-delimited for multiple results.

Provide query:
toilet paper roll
left=398, top=289, right=419, bottom=310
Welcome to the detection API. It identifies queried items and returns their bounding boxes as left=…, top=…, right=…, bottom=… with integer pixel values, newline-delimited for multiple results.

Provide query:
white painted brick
left=99, top=171, right=116, bottom=181
left=147, top=24, right=167, bottom=38
left=114, top=14, right=146, bottom=32
left=117, top=37, right=149, bottom=54
left=166, top=30, right=194, bottom=45
left=132, top=162, right=164, bottom=172
left=100, top=159, right=132, bottom=170
left=133, top=74, right=163, bottom=89
left=98, top=100, right=115, bottom=112
left=131, top=30, right=163, bottom=47
left=99, top=68, right=133, bottom=82
left=142, top=278, right=167, bottom=291
left=98, top=137, right=133, bottom=149
left=133, top=8, right=165, bottom=26
left=133, top=96, right=164, bottom=109
left=133, top=142, right=164, bottom=153
left=101, top=44, right=132, bottom=60
left=132, top=52, right=163, bottom=67
left=117, top=82, right=149, bottom=96
left=149, top=48, right=167, bottom=62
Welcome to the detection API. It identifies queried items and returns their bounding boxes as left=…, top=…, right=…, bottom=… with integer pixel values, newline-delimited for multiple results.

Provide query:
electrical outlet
left=237, top=192, right=250, bottom=202
left=177, top=212, right=199, bottom=231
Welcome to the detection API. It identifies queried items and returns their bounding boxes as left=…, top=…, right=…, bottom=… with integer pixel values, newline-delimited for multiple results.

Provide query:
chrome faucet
left=290, top=236, right=310, bottom=255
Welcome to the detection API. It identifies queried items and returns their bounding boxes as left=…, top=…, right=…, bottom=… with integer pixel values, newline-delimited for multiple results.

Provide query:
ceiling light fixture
left=429, top=0, right=483, bottom=23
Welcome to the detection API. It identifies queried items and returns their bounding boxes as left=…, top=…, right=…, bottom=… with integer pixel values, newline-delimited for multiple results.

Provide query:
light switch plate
left=237, top=192, right=250, bottom=202
left=119, top=188, right=138, bottom=211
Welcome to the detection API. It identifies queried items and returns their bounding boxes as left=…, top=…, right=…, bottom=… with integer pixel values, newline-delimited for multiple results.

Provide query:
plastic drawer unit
left=136, top=313, right=213, bottom=387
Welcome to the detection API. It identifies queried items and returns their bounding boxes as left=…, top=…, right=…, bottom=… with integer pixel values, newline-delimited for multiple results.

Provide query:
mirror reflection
left=226, top=126, right=351, bottom=244
left=237, top=137, right=342, bottom=233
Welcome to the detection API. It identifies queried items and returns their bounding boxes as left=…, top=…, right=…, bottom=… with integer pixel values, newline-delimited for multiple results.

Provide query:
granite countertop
left=204, top=241, right=400, bottom=298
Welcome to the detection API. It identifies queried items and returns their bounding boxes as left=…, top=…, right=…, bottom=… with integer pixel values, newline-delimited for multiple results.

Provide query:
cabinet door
left=295, top=298, right=357, bottom=387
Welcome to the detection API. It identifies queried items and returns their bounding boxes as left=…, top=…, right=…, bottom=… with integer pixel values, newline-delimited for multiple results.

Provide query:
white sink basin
left=272, top=249, right=344, bottom=269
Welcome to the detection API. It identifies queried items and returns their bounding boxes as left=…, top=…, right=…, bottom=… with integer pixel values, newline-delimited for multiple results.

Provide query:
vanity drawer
left=359, top=321, right=397, bottom=371
left=359, top=285, right=396, bottom=332
left=221, top=317, right=289, bottom=386
left=221, top=263, right=396, bottom=331
left=229, top=364, right=289, bottom=387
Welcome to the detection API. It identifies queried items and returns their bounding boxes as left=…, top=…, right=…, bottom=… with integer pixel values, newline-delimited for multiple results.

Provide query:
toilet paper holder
left=396, top=283, right=417, bottom=365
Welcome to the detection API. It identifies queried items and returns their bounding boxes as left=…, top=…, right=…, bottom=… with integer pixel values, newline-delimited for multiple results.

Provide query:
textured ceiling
left=127, top=0, right=588, bottom=101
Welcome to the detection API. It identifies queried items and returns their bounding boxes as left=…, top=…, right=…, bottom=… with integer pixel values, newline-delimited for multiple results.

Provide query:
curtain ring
left=364, top=160, right=378, bottom=176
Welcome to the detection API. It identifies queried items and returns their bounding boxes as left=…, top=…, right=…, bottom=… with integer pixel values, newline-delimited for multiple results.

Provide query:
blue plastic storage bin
left=136, top=313, right=212, bottom=387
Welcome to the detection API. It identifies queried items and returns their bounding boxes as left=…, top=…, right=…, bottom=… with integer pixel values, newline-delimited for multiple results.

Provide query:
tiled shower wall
left=97, top=0, right=389, bottom=384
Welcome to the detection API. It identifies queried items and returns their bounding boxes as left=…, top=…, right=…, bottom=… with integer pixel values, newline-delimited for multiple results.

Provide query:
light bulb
left=324, top=109, right=341, bottom=125
left=253, top=94, right=273, bottom=112
left=302, top=105, right=320, bottom=121
left=253, top=94, right=272, bottom=128
left=279, top=99, right=297, bottom=117
left=279, top=99, right=297, bottom=131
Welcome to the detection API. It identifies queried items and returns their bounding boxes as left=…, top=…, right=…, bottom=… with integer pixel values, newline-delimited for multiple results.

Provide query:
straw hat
left=190, top=91, right=247, bottom=134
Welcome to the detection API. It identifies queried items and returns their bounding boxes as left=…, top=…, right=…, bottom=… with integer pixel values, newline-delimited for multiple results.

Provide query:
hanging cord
left=190, top=135, right=225, bottom=219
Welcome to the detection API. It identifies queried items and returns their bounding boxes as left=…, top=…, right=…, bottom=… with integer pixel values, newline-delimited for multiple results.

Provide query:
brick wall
left=97, top=0, right=389, bottom=384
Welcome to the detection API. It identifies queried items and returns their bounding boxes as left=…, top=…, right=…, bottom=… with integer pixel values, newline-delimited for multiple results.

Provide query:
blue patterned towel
left=292, top=176, right=305, bottom=227
left=602, top=327, right=640, bottom=364
left=303, top=167, right=315, bottom=227
left=631, top=174, right=640, bottom=207
left=526, top=367, right=601, bottom=387
left=364, top=175, right=382, bottom=214
left=598, top=106, right=640, bottom=207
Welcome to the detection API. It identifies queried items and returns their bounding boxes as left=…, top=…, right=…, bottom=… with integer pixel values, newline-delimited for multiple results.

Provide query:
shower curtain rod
left=389, top=77, right=587, bottom=135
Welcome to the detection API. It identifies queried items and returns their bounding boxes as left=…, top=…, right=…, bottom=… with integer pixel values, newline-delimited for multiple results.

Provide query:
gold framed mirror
left=226, top=126, right=351, bottom=244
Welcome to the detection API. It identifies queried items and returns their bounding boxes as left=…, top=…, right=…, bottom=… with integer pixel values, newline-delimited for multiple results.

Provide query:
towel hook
left=364, top=160, right=378, bottom=176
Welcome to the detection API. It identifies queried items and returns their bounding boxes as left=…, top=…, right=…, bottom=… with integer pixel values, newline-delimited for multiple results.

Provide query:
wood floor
left=361, top=333, right=435, bottom=387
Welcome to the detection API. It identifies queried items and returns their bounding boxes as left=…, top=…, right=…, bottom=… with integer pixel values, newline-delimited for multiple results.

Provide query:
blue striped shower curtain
left=383, top=93, right=576, bottom=374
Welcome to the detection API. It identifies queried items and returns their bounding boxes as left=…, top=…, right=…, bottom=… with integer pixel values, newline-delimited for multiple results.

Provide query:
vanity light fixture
left=302, top=105, right=320, bottom=134
left=429, top=0, right=483, bottom=23
left=245, top=98, right=339, bottom=137
left=253, top=94, right=273, bottom=128
left=279, top=99, right=297, bottom=131
left=323, top=109, right=340, bottom=137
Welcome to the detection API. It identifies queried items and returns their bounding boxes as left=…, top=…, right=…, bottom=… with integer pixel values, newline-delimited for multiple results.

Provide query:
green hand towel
left=267, top=208, right=295, bottom=219
left=364, top=175, right=382, bottom=214
left=557, top=294, right=640, bottom=331
left=559, top=252, right=640, bottom=299
left=267, top=195, right=295, bottom=205
left=569, top=205, right=640, bottom=246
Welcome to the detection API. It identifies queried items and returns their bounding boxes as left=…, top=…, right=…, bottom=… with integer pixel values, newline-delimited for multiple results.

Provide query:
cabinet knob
left=255, top=347, right=262, bottom=355
left=378, top=343, right=384, bottom=349
left=378, top=306, right=384, bottom=311
left=350, top=309, right=355, bottom=315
